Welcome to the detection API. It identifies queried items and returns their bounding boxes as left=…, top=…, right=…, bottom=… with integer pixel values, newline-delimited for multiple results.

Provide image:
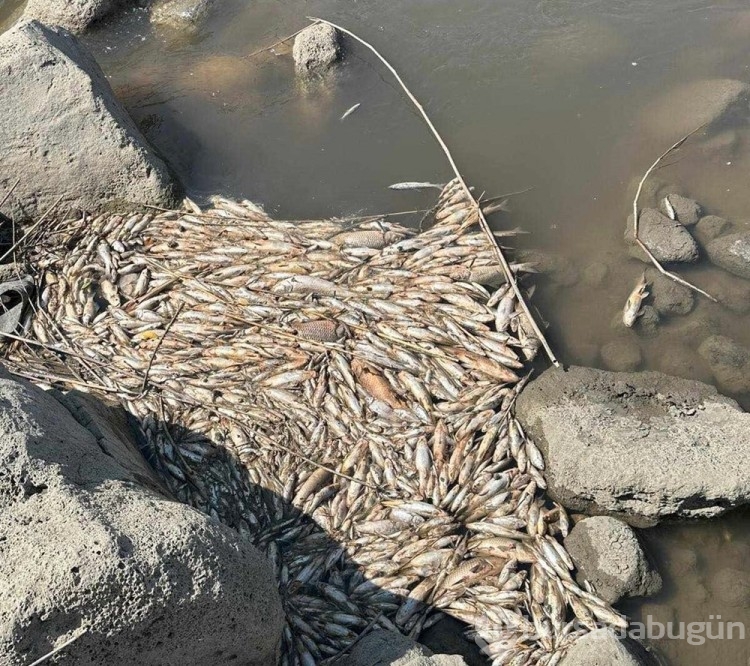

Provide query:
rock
left=559, top=629, right=652, bottom=666
left=625, top=209, right=700, bottom=264
left=706, top=232, right=750, bottom=279
left=151, top=0, right=213, bottom=31
left=580, top=261, right=609, bottom=287
left=515, top=365, right=750, bottom=525
left=659, top=194, right=702, bottom=226
left=634, top=305, right=659, bottom=338
left=645, top=268, right=694, bottom=316
left=564, top=517, right=662, bottom=604
left=708, top=568, right=750, bottom=607
left=0, top=21, right=178, bottom=221
left=702, top=270, right=750, bottom=314
left=0, top=368, right=283, bottom=664
left=640, top=78, right=750, bottom=138
left=657, top=344, right=713, bottom=384
left=517, top=250, right=579, bottom=286
left=694, top=215, right=731, bottom=245
left=600, top=338, right=642, bottom=372
left=670, top=548, right=699, bottom=577
left=340, top=630, right=467, bottom=666
left=293, top=24, right=341, bottom=75
left=671, top=310, right=721, bottom=347
left=22, top=0, right=129, bottom=33
left=697, top=335, right=750, bottom=394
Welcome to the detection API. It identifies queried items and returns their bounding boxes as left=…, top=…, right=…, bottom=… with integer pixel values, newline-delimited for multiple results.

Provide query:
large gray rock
left=0, top=21, right=178, bottom=221
left=659, top=194, right=701, bottom=226
left=706, top=232, right=750, bottom=279
left=640, top=78, right=750, bottom=138
left=560, top=629, right=652, bottom=666
left=625, top=209, right=700, bottom=264
left=702, top=270, right=750, bottom=314
left=515, top=366, right=750, bottom=525
left=22, top=0, right=130, bottom=33
left=293, top=23, right=341, bottom=74
left=564, top=517, right=661, bottom=604
left=694, top=215, right=731, bottom=245
left=697, top=335, right=750, bottom=394
left=340, top=630, right=467, bottom=666
left=151, top=0, right=214, bottom=31
left=0, top=368, right=283, bottom=665
left=645, top=268, right=694, bottom=315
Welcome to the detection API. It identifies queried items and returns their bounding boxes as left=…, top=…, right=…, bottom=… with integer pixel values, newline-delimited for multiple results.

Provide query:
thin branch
left=309, top=17, right=559, bottom=367
left=139, top=303, right=185, bottom=397
left=632, top=126, right=716, bottom=302
left=245, top=25, right=310, bottom=59
left=0, top=178, right=20, bottom=211
left=27, top=630, right=87, bottom=666
left=0, top=195, right=64, bottom=265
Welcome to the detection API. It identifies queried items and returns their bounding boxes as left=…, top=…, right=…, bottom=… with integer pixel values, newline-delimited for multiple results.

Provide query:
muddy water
left=4, top=0, right=750, bottom=663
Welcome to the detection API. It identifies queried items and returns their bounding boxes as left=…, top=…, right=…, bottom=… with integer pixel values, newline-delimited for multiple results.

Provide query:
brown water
left=5, top=1, right=750, bottom=663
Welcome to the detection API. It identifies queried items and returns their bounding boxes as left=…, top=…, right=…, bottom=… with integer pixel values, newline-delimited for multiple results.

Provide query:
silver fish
left=388, top=181, right=445, bottom=191
left=340, top=103, right=361, bottom=120
left=622, top=273, right=648, bottom=327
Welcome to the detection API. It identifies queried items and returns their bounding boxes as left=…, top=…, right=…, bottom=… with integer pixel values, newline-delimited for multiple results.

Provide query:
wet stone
left=698, top=335, right=750, bottom=394
left=657, top=344, right=713, bottom=384
left=517, top=249, right=579, bottom=286
left=634, top=305, right=659, bottom=337
left=660, top=194, right=702, bottom=226
left=600, top=338, right=642, bottom=372
left=708, top=568, right=750, bottom=607
left=625, top=209, right=700, bottom=264
left=703, top=270, right=750, bottom=314
left=645, top=268, right=694, bottom=316
left=293, top=24, right=341, bottom=75
left=151, top=0, right=214, bottom=31
left=706, top=231, right=750, bottom=279
left=694, top=215, right=731, bottom=245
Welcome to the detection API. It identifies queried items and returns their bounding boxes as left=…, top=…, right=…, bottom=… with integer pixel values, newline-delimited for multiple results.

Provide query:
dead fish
left=663, top=195, right=676, bottom=221
left=340, top=103, right=361, bottom=120
left=388, top=182, right=445, bottom=191
left=622, top=273, right=649, bottom=327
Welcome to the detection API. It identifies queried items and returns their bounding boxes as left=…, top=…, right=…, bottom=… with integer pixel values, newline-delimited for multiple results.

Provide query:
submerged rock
left=515, top=366, right=750, bottom=525
left=151, top=0, right=213, bottom=31
left=625, top=209, right=700, bottom=264
left=0, top=368, right=283, bottom=665
left=600, top=338, right=642, bottom=372
left=22, top=0, right=129, bottom=33
left=697, top=335, right=750, bottom=394
left=657, top=343, right=713, bottom=384
left=560, top=629, right=653, bottom=666
left=694, top=214, right=731, bottom=245
left=340, top=630, right=467, bottom=666
left=659, top=194, right=701, bottom=226
left=517, top=249, right=579, bottom=286
left=708, top=568, right=750, bottom=607
left=703, top=270, right=750, bottom=314
left=564, top=517, right=661, bottom=605
left=645, top=268, right=694, bottom=316
left=0, top=21, right=177, bottom=221
left=293, top=24, right=341, bottom=75
left=640, top=78, right=750, bottom=138
left=706, top=232, right=750, bottom=279
left=634, top=305, right=660, bottom=337
left=580, top=261, right=610, bottom=287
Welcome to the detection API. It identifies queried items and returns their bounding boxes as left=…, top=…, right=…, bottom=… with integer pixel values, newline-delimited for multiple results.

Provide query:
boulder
left=515, top=366, right=750, bottom=525
left=564, top=517, right=662, bottom=604
left=659, top=194, right=701, bottom=226
left=694, top=215, right=731, bottom=245
left=697, top=335, right=750, bottom=394
left=634, top=305, right=659, bottom=338
left=22, top=0, right=130, bottom=33
left=625, top=209, right=699, bottom=264
left=0, top=21, right=178, bottom=221
left=706, top=232, right=750, bottom=279
left=644, top=268, right=694, bottom=316
left=708, top=568, right=750, bottom=607
left=293, top=24, right=341, bottom=75
left=640, top=78, right=750, bottom=138
left=559, top=629, right=652, bottom=666
left=600, top=338, right=642, bottom=372
left=151, top=0, right=213, bottom=31
left=0, top=368, right=283, bottom=665
left=340, top=630, right=467, bottom=666
left=702, top=270, right=750, bottom=314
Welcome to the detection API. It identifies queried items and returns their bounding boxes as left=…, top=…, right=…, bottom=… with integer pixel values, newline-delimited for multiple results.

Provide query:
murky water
left=4, top=0, right=750, bottom=662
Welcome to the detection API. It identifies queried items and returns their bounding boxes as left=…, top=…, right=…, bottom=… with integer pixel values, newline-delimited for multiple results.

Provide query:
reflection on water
left=4, top=0, right=750, bottom=662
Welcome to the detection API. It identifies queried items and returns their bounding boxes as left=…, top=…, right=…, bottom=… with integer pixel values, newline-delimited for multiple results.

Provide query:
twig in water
left=308, top=17, right=560, bottom=367
left=631, top=126, right=716, bottom=302
left=245, top=25, right=311, bottom=59
left=139, top=303, right=185, bottom=397
left=27, top=629, right=87, bottom=666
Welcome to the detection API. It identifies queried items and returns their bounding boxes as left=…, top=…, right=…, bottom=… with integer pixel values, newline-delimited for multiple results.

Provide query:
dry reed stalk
left=308, top=17, right=560, bottom=368
left=27, top=630, right=87, bottom=666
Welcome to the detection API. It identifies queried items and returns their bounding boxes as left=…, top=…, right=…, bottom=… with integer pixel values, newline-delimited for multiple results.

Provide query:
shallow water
left=6, top=0, right=750, bottom=662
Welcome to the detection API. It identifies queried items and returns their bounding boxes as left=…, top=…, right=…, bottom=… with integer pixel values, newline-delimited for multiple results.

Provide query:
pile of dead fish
left=3, top=180, right=626, bottom=666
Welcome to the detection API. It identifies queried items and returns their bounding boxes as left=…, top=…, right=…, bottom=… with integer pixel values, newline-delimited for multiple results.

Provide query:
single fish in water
left=663, top=195, right=676, bottom=221
left=622, top=273, right=649, bottom=327
left=340, top=103, right=361, bottom=120
left=388, top=182, right=445, bottom=191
